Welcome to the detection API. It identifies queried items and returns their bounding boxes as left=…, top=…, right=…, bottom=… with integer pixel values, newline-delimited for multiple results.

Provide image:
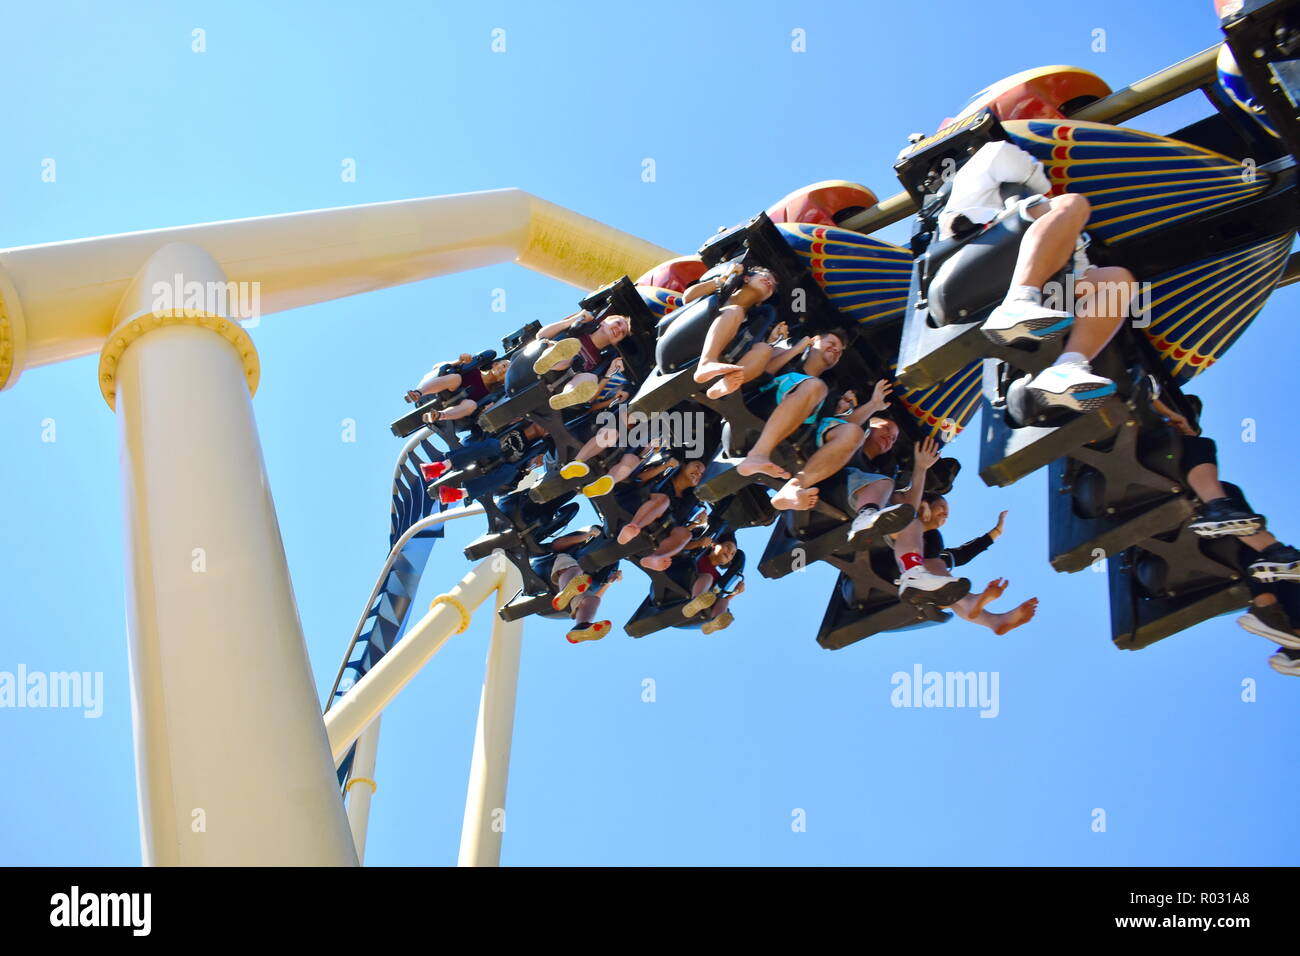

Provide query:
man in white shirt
left=938, top=140, right=1138, bottom=414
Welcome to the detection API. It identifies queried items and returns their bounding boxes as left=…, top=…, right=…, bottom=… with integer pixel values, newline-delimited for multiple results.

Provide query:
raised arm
left=845, top=379, right=893, bottom=426
left=682, top=262, right=743, bottom=305
left=764, top=336, right=811, bottom=375
left=536, top=309, right=593, bottom=342
left=895, top=436, right=941, bottom=511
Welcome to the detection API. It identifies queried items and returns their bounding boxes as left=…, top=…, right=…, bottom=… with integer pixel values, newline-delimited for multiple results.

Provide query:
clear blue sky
left=1, top=0, right=1295, bottom=866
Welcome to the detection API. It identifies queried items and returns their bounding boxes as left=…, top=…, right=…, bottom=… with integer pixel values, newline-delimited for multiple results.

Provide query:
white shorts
left=550, top=552, right=579, bottom=582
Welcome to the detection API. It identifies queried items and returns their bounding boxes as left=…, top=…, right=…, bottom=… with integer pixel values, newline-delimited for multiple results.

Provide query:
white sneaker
left=1237, top=608, right=1300, bottom=649
left=847, top=503, right=913, bottom=542
left=898, top=566, right=970, bottom=607
left=981, top=299, right=1073, bottom=346
left=848, top=506, right=880, bottom=542
left=1025, top=361, right=1116, bottom=413
left=1267, top=649, right=1300, bottom=676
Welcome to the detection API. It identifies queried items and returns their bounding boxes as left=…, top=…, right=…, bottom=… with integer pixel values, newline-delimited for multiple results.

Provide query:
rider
left=615, top=458, right=708, bottom=571
left=735, top=329, right=850, bottom=500
left=532, top=311, right=633, bottom=410
left=537, top=525, right=624, bottom=644
left=680, top=534, right=745, bottom=634
left=766, top=379, right=895, bottom=512
left=684, top=264, right=781, bottom=399
left=941, top=139, right=1139, bottom=413
left=918, top=495, right=1038, bottom=635
left=406, top=354, right=510, bottom=422
left=838, top=432, right=969, bottom=607
left=1152, top=393, right=1300, bottom=674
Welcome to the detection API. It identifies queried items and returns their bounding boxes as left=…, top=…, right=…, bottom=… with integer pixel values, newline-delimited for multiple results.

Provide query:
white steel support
left=0, top=189, right=676, bottom=387
left=112, top=244, right=356, bottom=866
left=458, top=562, right=525, bottom=868
left=345, top=717, right=382, bottom=864
left=323, top=557, right=503, bottom=763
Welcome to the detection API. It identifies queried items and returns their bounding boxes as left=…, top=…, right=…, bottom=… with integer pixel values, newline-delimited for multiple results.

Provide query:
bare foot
left=640, top=554, right=673, bottom=571
left=993, top=597, right=1039, bottom=635
left=737, top=454, right=790, bottom=480
left=617, top=523, right=642, bottom=545
left=972, top=578, right=1008, bottom=616
left=771, top=482, right=819, bottom=511
left=693, top=360, right=745, bottom=386
left=706, top=368, right=746, bottom=399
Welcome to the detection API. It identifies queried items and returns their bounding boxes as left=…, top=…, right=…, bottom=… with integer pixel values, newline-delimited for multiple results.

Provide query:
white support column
left=458, top=562, right=525, bottom=868
left=323, top=558, right=502, bottom=763
left=345, top=717, right=382, bottom=864
left=110, top=243, right=356, bottom=866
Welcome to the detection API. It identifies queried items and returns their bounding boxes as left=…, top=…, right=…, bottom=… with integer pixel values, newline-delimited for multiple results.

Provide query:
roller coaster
left=3, top=0, right=1298, bottom=865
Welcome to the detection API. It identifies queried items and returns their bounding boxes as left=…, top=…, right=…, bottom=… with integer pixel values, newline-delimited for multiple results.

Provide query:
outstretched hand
left=913, top=436, right=941, bottom=471
left=990, top=510, right=1008, bottom=539
left=865, top=379, right=893, bottom=415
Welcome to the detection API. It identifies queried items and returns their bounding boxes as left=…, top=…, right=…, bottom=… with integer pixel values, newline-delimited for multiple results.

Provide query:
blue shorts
left=845, top=467, right=892, bottom=502
left=815, top=416, right=850, bottom=447
left=760, top=372, right=823, bottom=426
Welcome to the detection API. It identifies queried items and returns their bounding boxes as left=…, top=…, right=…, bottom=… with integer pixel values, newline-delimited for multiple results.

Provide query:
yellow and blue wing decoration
left=776, top=223, right=913, bottom=328
left=895, top=359, right=984, bottom=440
left=1001, top=119, right=1272, bottom=244
left=1002, top=118, right=1292, bottom=379
left=1144, top=231, right=1292, bottom=382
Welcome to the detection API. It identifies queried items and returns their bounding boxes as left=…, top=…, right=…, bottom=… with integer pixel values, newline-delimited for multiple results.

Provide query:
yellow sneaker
left=549, top=377, right=600, bottom=410
left=533, top=337, right=582, bottom=375
left=566, top=620, right=611, bottom=644
left=582, top=475, right=615, bottom=498
left=552, top=573, right=592, bottom=612
left=701, top=611, right=733, bottom=635
left=682, top=590, right=717, bottom=619
left=560, top=461, right=590, bottom=480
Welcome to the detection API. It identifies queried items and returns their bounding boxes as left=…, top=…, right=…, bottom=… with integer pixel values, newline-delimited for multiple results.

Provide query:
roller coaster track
left=324, top=428, right=485, bottom=784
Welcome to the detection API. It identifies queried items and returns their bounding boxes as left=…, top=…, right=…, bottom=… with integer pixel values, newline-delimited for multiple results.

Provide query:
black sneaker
left=1248, top=543, right=1300, bottom=583
left=1267, top=647, right=1300, bottom=677
left=1236, top=602, right=1300, bottom=649
left=1189, top=498, right=1265, bottom=538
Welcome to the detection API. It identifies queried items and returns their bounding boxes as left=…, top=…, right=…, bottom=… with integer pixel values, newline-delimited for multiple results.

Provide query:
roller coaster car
left=757, top=456, right=957, bottom=580
left=632, top=212, right=859, bottom=418
left=894, top=113, right=1071, bottom=393
left=978, top=344, right=1140, bottom=490
left=573, top=481, right=690, bottom=574
left=526, top=440, right=616, bottom=505
left=1217, top=0, right=1300, bottom=159
left=1108, top=482, right=1254, bottom=650
left=624, top=549, right=746, bottom=638
left=949, top=66, right=1111, bottom=128
left=634, top=256, right=709, bottom=294
left=463, top=490, right=579, bottom=570
left=389, top=349, right=502, bottom=439
left=758, top=470, right=876, bottom=580
left=1046, top=372, right=1204, bottom=573
left=483, top=279, right=662, bottom=436
left=425, top=424, right=546, bottom=504
left=816, top=550, right=950, bottom=651
left=765, top=180, right=880, bottom=227
left=497, top=555, right=623, bottom=624
left=578, top=275, right=662, bottom=383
